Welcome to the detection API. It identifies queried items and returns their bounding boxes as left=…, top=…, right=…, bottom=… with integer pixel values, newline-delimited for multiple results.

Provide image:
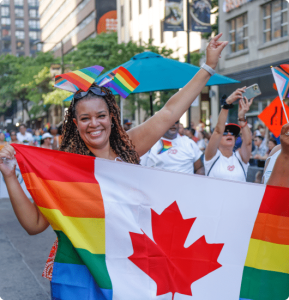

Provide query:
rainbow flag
left=239, top=185, right=289, bottom=300
left=12, top=145, right=289, bottom=300
left=158, top=139, right=173, bottom=154
left=44, top=123, right=50, bottom=131
left=55, top=65, right=104, bottom=92
left=271, top=65, right=289, bottom=100
left=101, top=66, right=140, bottom=98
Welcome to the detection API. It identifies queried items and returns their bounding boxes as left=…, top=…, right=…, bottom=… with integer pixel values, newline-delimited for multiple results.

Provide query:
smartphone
left=242, top=84, right=261, bottom=100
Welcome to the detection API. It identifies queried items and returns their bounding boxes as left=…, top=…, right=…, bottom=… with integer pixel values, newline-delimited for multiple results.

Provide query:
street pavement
left=0, top=197, right=56, bottom=300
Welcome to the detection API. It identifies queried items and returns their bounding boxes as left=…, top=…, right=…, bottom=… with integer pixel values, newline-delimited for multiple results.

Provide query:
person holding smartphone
left=204, top=88, right=254, bottom=182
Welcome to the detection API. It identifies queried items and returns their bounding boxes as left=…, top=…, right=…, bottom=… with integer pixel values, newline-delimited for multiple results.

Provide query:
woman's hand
left=238, top=96, right=254, bottom=119
left=226, top=87, right=246, bottom=105
left=0, top=144, right=16, bottom=178
left=206, top=33, right=228, bottom=69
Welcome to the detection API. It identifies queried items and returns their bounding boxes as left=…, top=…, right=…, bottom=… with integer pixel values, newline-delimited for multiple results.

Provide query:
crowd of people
left=0, top=124, right=62, bottom=150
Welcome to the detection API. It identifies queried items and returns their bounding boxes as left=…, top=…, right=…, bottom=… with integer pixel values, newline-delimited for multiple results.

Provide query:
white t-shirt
left=263, top=149, right=281, bottom=184
left=16, top=132, right=33, bottom=144
left=140, top=135, right=202, bottom=174
left=204, top=149, right=249, bottom=182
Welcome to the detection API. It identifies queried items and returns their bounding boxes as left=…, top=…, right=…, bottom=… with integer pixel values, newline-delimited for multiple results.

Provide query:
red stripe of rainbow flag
left=158, top=139, right=173, bottom=154
left=14, top=144, right=112, bottom=300
left=239, top=185, right=289, bottom=300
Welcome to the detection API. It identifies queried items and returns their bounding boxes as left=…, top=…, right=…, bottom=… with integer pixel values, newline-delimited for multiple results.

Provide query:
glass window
left=160, top=20, right=164, bottom=43
left=129, top=0, right=132, bottom=20
left=28, top=0, right=39, bottom=6
left=139, top=0, right=141, bottom=14
left=15, top=0, right=24, bottom=5
left=228, top=14, right=248, bottom=53
left=1, top=0, right=10, bottom=4
left=29, top=31, right=40, bottom=40
left=149, top=26, right=153, bottom=41
left=149, top=0, right=152, bottom=7
left=1, top=18, right=10, bottom=26
left=16, top=41, right=25, bottom=50
left=15, top=19, right=24, bottom=28
left=1, top=28, right=10, bottom=38
left=1, top=7, right=9, bottom=16
left=263, top=0, right=288, bottom=43
left=15, top=30, right=25, bottom=39
left=29, top=9, right=38, bottom=18
left=29, top=20, right=40, bottom=29
left=15, top=8, right=24, bottom=17
left=121, top=5, right=124, bottom=27
left=2, top=40, right=11, bottom=51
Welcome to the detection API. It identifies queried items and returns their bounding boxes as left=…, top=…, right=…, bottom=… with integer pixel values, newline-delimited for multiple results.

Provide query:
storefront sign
left=164, top=0, right=184, bottom=31
left=191, top=0, right=211, bottom=33
left=258, top=97, right=289, bottom=138
left=223, top=0, right=255, bottom=13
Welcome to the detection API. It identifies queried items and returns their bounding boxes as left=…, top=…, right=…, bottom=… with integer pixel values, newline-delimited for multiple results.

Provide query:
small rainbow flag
left=44, top=123, right=50, bottom=131
left=158, top=139, right=173, bottom=154
left=101, top=67, right=140, bottom=98
left=55, top=65, right=104, bottom=92
left=271, top=64, right=289, bottom=100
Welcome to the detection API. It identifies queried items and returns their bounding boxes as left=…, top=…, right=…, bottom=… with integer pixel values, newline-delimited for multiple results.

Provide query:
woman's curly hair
left=59, top=85, right=140, bottom=164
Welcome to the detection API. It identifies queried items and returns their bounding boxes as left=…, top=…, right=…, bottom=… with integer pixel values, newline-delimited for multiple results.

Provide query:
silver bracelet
left=201, top=63, right=216, bottom=76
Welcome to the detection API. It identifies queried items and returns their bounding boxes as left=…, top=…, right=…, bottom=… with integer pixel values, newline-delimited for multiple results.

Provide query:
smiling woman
left=204, top=87, right=254, bottom=182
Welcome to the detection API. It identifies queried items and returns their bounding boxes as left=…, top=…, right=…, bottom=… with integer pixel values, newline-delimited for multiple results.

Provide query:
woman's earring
left=111, top=123, right=114, bottom=128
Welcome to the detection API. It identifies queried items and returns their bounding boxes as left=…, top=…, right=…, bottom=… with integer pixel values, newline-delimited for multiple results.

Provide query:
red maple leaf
left=128, top=201, right=224, bottom=299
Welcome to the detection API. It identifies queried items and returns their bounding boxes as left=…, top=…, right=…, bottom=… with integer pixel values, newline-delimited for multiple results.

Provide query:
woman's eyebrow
left=79, top=111, right=107, bottom=117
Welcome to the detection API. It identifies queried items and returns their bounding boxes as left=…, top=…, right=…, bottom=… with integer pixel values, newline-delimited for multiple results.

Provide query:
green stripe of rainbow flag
left=14, top=144, right=112, bottom=300
left=239, top=185, right=289, bottom=300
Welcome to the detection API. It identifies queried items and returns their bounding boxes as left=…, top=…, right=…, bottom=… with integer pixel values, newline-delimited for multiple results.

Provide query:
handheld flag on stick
left=55, top=65, right=104, bottom=92
left=271, top=65, right=289, bottom=123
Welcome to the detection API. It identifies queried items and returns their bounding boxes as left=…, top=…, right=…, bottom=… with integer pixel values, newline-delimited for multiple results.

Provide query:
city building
left=218, top=0, right=289, bottom=125
left=117, top=0, right=216, bottom=127
left=0, top=0, right=41, bottom=56
left=39, top=0, right=117, bottom=56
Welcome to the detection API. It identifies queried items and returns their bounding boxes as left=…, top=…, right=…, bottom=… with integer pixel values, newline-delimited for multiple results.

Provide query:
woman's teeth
left=90, top=131, right=102, bottom=136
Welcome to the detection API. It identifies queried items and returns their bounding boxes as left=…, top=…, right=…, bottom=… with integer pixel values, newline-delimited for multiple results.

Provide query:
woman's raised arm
left=128, top=33, right=228, bottom=157
left=0, top=145, right=49, bottom=235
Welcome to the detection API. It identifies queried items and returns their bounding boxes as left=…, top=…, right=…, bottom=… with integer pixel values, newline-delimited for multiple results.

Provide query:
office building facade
left=0, top=0, right=41, bottom=56
left=218, top=0, right=289, bottom=124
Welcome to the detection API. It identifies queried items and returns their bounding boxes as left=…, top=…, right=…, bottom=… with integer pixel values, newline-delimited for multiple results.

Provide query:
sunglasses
left=223, top=132, right=234, bottom=136
left=72, top=87, right=107, bottom=106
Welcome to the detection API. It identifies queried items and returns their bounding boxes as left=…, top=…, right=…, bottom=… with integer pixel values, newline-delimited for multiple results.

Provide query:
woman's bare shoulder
left=268, top=144, right=281, bottom=157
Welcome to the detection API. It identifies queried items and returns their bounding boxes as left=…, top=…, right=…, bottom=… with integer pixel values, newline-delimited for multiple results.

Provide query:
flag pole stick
left=271, top=66, right=289, bottom=123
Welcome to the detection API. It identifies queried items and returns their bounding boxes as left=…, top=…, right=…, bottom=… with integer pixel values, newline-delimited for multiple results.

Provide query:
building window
left=29, top=31, right=40, bottom=40
left=129, top=0, right=132, bottom=20
left=149, top=0, right=152, bottom=7
left=139, top=32, right=142, bottom=45
left=16, top=41, right=25, bottom=50
left=228, top=14, right=248, bottom=53
left=263, top=0, right=288, bottom=43
left=28, top=0, right=39, bottom=6
left=29, top=20, right=40, bottom=29
left=1, top=18, right=10, bottom=26
left=139, top=0, right=141, bottom=14
left=2, top=40, right=11, bottom=51
left=149, top=26, right=153, bottom=41
left=16, top=30, right=25, bottom=39
left=15, top=8, right=24, bottom=17
left=160, top=20, right=164, bottom=43
left=15, top=19, right=24, bottom=28
left=1, top=7, right=9, bottom=16
left=1, top=0, right=9, bottom=4
left=173, top=31, right=177, bottom=38
left=121, top=5, right=124, bottom=27
left=1, top=28, right=10, bottom=38
left=29, top=9, right=39, bottom=18
left=14, top=0, right=24, bottom=5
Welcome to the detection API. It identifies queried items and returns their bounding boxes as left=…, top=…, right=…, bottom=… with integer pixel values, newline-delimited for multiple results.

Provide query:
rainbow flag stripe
left=102, top=67, right=140, bottom=98
left=55, top=65, right=104, bottom=92
left=239, top=185, right=289, bottom=300
left=14, top=144, right=112, bottom=300
left=158, top=139, right=173, bottom=154
left=271, top=64, right=289, bottom=100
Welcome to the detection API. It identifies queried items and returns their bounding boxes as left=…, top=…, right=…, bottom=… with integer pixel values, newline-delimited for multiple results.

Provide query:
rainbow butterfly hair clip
left=55, top=65, right=140, bottom=100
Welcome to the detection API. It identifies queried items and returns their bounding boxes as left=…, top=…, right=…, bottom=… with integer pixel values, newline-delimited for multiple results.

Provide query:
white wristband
left=201, top=63, right=216, bottom=76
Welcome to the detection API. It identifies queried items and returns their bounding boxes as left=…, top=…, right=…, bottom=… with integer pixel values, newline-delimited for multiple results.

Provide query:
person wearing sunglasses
left=204, top=87, right=254, bottom=182
left=140, top=120, right=204, bottom=175
left=0, top=34, right=228, bottom=291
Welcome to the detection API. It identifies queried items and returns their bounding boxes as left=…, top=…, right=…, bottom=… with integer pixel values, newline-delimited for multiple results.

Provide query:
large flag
left=271, top=64, right=289, bottom=101
left=14, top=144, right=289, bottom=300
